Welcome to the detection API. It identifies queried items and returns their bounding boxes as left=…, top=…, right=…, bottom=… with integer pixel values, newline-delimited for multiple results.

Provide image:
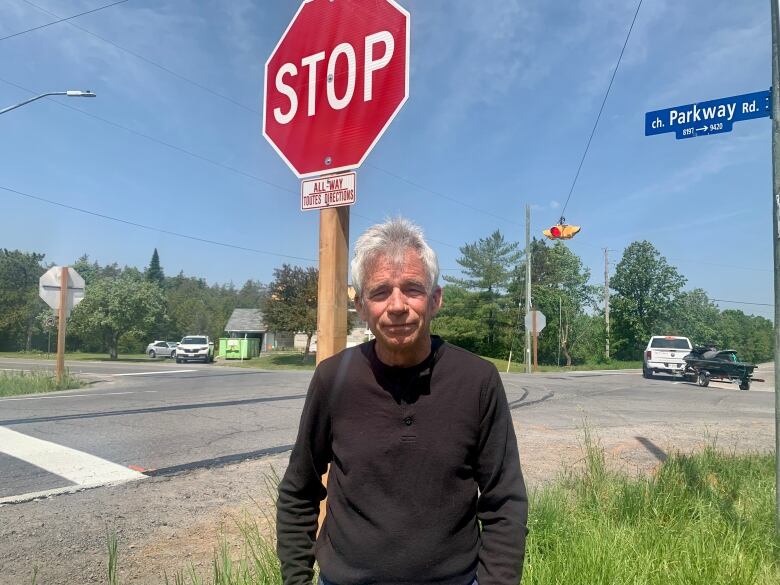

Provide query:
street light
left=0, top=90, right=96, bottom=116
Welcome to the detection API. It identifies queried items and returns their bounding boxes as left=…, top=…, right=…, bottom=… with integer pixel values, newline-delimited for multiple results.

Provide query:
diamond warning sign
left=300, top=171, right=356, bottom=211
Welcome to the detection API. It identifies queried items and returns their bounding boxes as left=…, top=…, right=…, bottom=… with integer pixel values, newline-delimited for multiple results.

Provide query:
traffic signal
left=543, top=224, right=581, bottom=240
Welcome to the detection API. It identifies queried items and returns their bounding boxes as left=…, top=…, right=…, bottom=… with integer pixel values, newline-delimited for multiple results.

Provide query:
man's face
left=355, top=249, right=442, bottom=366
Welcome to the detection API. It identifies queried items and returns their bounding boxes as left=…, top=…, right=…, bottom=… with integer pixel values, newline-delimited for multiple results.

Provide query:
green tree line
left=0, top=236, right=773, bottom=364
left=0, top=248, right=266, bottom=358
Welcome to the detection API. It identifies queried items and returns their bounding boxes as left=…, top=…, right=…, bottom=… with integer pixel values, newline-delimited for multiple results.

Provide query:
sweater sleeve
left=277, top=369, right=332, bottom=585
left=474, top=367, right=529, bottom=585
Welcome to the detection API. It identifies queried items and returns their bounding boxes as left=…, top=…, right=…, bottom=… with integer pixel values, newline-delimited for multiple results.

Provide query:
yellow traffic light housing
left=543, top=220, right=581, bottom=240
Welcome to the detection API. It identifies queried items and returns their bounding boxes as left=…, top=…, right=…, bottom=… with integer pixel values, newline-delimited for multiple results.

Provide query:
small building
left=224, top=308, right=295, bottom=352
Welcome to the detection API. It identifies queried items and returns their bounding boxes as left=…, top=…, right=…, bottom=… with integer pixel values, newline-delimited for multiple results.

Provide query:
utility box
left=219, top=337, right=259, bottom=360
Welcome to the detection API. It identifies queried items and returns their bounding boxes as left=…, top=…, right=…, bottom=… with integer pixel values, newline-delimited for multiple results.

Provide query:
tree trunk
left=110, top=333, right=118, bottom=360
left=302, top=333, right=313, bottom=364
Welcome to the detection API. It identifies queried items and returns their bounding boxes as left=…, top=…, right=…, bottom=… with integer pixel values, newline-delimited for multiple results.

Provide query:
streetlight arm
left=0, top=90, right=95, bottom=116
left=0, top=92, right=66, bottom=115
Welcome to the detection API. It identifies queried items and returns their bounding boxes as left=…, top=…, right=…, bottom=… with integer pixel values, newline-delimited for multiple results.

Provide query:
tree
left=610, top=241, right=686, bottom=359
left=511, top=240, right=596, bottom=365
left=444, top=230, right=522, bottom=355
left=659, top=288, right=720, bottom=345
left=0, top=249, right=46, bottom=351
left=146, top=248, right=165, bottom=286
left=262, top=265, right=319, bottom=359
left=69, top=275, right=167, bottom=359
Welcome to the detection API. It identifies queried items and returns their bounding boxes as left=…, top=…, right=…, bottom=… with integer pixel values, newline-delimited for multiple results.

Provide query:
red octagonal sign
left=263, top=0, right=410, bottom=178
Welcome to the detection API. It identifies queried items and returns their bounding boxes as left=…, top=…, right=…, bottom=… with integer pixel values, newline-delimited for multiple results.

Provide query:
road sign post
left=771, top=0, right=780, bottom=535
left=39, top=266, right=85, bottom=385
left=524, top=310, right=546, bottom=372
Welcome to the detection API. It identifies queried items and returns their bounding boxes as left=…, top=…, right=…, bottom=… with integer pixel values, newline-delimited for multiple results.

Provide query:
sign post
left=524, top=310, right=546, bottom=372
left=39, top=266, right=85, bottom=385
left=771, top=0, right=780, bottom=535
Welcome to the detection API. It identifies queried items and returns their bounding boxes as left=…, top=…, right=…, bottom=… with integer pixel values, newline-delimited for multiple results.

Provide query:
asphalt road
left=0, top=357, right=775, bottom=505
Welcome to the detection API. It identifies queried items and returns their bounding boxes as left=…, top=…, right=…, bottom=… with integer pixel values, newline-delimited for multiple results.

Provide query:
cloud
left=550, top=200, right=561, bottom=209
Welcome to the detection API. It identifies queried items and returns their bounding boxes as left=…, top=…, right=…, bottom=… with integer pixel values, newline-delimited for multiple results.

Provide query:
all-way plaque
left=301, top=171, right=357, bottom=211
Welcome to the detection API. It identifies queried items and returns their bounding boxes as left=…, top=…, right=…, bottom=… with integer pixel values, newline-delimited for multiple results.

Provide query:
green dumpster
left=219, top=338, right=259, bottom=359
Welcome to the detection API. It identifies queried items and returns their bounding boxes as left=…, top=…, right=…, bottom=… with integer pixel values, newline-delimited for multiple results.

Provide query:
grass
left=217, top=351, right=317, bottom=371
left=93, top=440, right=779, bottom=584
left=0, top=369, right=84, bottom=397
left=523, top=436, right=780, bottom=584
left=486, top=356, right=643, bottom=373
left=0, top=351, right=148, bottom=362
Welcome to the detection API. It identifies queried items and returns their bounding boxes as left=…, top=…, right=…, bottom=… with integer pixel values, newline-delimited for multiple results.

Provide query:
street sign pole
left=525, top=204, right=532, bottom=374
left=56, top=267, right=68, bottom=385
left=770, top=0, right=780, bottom=535
left=532, top=307, right=538, bottom=372
left=316, top=206, right=349, bottom=364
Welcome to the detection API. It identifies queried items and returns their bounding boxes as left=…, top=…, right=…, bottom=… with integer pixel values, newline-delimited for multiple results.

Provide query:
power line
left=0, top=184, right=316, bottom=263
left=0, top=0, right=130, bottom=42
left=559, top=0, right=644, bottom=219
left=18, top=0, right=257, bottom=115
left=8, top=2, right=521, bottom=231
left=711, top=298, right=774, bottom=307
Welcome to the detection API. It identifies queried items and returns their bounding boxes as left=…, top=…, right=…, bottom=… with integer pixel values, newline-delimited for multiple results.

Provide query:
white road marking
left=0, top=480, right=137, bottom=505
left=113, top=370, right=197, bottom=377
left=0, top=391, right=144, bottom=402
left=0, top=426, right=144, bottom=488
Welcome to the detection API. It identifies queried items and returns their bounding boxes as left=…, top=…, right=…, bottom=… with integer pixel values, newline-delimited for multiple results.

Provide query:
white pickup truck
left=643, top=335, right=693, bottom=378
left=175, top=335, right=215, bottom=364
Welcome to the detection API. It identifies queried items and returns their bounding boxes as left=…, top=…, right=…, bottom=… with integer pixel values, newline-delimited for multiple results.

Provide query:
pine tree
left=146, top=248, right=165, bottom=286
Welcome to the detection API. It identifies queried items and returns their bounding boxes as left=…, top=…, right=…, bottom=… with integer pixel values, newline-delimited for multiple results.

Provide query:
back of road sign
left=645, top=89, right=770, bottom=140
left=39, top=266, right=85, bottom=317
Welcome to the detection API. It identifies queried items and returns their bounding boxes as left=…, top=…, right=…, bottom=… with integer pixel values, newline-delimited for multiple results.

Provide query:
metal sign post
left=771, top=0, right=780, bottom=535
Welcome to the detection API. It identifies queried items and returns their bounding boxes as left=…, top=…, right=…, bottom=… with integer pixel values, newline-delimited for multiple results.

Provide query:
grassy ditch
left=0, top=369, right=84, bottom=397
left=0, top=351, right=148, bottom=362
left=95, top=442, right=779, bottom=584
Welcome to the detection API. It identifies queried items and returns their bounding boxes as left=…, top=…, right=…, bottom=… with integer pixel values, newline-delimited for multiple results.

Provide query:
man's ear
left=430, top=286, right=443, bottom=317
left=355, top=294, right=367, bottom=321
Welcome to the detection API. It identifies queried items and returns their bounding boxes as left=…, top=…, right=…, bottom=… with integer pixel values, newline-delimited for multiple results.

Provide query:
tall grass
left=0, top=369, right=83, bottom=396
left=523, top=434, right=780, bottom=584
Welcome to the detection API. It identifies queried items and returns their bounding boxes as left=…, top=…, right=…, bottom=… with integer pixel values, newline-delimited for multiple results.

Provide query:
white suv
left=643, top=335, right=693, bottom=378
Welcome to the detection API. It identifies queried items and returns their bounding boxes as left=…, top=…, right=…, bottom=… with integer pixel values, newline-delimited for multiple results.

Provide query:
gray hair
left=351, top=217, right=440, bottom=298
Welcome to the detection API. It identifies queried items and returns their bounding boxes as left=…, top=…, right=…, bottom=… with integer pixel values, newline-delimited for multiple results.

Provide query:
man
left=277, top=218, right=528, bottom=585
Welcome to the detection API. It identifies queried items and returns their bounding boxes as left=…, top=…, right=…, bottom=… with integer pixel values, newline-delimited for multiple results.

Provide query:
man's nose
left=387, top=288, right=407, bottom=313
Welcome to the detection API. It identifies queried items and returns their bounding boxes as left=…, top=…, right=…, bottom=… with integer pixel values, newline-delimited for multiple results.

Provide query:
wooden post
left=315, top=205, right=349, bottom=533
left=316, top=206, right=350, bottom=364
left=532, top=308, right=538, bottom=372
left=55, top=266, right=68, bottom=385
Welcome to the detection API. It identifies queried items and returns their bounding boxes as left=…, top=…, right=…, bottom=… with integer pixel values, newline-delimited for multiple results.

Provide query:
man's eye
left=369, top=290, right=390, bottom=300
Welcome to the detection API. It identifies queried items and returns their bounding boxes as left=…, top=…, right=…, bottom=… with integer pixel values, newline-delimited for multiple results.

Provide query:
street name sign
left=301, top=171, right=356, bottom=211
left=263, top=0, right=410, bottom=178
left=39, top=266, right=85, bottom=317
left=645, top=89, right=770, bottom=140
left=524, top=310, right=546, bottom=333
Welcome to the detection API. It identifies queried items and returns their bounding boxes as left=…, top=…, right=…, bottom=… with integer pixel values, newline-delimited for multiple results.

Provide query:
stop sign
left=263, top=0, right=410, bottom=178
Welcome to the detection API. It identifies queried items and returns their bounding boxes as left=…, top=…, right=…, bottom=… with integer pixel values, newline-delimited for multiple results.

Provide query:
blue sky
left=0, top=0, right=773, bottom=319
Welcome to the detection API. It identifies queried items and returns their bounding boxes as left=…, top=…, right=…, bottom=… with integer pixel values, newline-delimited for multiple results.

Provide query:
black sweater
left=276, top=338, right=528, bottom=585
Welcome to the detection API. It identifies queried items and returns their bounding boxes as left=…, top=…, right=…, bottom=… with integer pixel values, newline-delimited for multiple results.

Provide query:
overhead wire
left=558, top=0, right=644, bottom=220
left=0, top=0, right=130, bottom=42
left=0, top=184, right=317, bottom=263
left=14, top=0, right=521, bottom=230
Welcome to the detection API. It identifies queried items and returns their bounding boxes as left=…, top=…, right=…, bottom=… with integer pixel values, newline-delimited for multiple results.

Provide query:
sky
left=0, top=0, right=774, bottom=319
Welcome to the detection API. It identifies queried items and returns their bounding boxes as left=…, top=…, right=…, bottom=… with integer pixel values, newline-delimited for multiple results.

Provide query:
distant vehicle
left=683, top=346, right=759, bottom=391
left=175, top=335, right=214, bottom=363
left=643, top=335, right=692, bottom=378
left=146, top=340, right=178, bottom=359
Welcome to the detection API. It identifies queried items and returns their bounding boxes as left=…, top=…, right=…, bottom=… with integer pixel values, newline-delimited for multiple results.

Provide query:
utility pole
left=604, top=248, right=610, bottom=361
left=770, top=0, right=780, bottom=535
left=525, top=204, right=532, bottom=374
